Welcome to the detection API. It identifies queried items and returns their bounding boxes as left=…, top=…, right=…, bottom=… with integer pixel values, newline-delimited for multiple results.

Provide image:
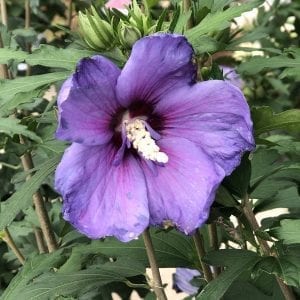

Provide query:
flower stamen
left=125, top=119, right=168, bottom=164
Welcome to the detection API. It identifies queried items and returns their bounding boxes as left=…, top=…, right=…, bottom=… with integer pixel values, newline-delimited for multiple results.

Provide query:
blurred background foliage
left=0, top=0, right=299, bottom=299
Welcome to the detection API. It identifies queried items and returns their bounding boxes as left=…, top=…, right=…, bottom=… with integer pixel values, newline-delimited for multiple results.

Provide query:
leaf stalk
left=20, top=144, right=58, bottom=253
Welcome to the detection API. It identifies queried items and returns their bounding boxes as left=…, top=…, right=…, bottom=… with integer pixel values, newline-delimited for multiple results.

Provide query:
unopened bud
left=128, top=0, right=153, bottom=35
left=78, top=7, right=115, bottom=51
left=118, top=22, right=141, bottom=48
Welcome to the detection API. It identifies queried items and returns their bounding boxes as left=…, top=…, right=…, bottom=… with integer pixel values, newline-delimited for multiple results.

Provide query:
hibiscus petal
left=55, top=143, right=149, bottom=242
left=56, top=56, right=121, bottom=145
left=116, top=33, right=196, bottom=107
left=57, top=77, right=73, bottom=106
left=174, top=268, right=201, bottom=295
left=155, top=80, right=255, bottom=175
left=221, top=65, right=243, bottom=89
left=141, top=137, right=225, bottom=234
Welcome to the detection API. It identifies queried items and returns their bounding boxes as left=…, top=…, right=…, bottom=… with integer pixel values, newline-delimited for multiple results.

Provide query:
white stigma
left=125, top=119, right=168, bottom=164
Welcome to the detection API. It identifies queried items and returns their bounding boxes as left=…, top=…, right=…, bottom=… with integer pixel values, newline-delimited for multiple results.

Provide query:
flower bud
left=78, top=7, right=115, bottom=51
left=118, top=22, right=141, bottom=48
left=128, top=0, right=153, bottom=35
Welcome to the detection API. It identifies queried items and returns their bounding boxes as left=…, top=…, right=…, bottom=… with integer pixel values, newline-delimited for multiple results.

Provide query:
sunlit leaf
left=0, top=72, right=70, bottom=101
left=186, top=0, right=263, bottom=42
left=270, top=219, right=300, bottom=245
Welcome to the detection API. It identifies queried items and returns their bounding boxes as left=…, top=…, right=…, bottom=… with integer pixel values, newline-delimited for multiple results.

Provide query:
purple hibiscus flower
left=221, top=65, right=243, bottom=89
left=173, top=268, right=201, bottom=295
left=55, top=33, right=255, bottom=242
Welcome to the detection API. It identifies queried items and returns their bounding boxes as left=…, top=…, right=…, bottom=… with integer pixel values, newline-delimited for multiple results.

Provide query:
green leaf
left=267, top=135, right=300, bottom=156
left=252, top=270, right=281, bottom=297
left=250, top=148, right=300, bottom=199
left=255, top=187, right=300, bottom=212
left=70, top=229, right=198, bottom=268
left=270, top=219, right=300, bottom=244
left=144, top=0, right=159, bottom=9
left=0, top=46, right=95, bottom=70
left=155, top=9, right=167, bottom=32
left=0, top=117, right=42, bottom=143
left=252, top=106, right=300, bottom=136
left=0, top=71, right=70, bottom=101
left=215, top=185, right=237, bottom=207
left=27, top=45, right=95, bottom=70
left=0, top=155, right=61, bottom=231
left=253, top=255, right=300, bottom=287
left=1, top=250, right=67, bottom=300
left=2, top=250, right=145, bottom=300
left=266, top=78, right=289, bottom=96
left=223, top=153, right=252, bottom=198
left=227, top=28, right=268, bottom=49
left=280, top=67, right=300, bottom=80
left=197, top=250, right=260, bottom=299
left=0, top=24, right=18, bottom=48
left=191, top=36, right=223, bottom=54
left=93, top=47, right=127, bottom=67
left=224, top=280, right=274, bottom=300
left=238, top=48, right=300, bottom=79
left=253, top=166, right=300, bottom=200
left=0, top=47, right=28, bottom=64
left=278, top=256, right=300, bottom=287
left=211, top=0, right=232, bottom=12
left=13, top=28, right=37, bottom=44
left=168, top=7, right=180, bottom=33
left=253, top=257, right=282, bottom=278
left=29, top=260, right=145, bottom=299
left=36, top=120, right=67, bottom=154
left=174, top=10, right=192, bottom=34
left=0, top=89, right=43, bottom=117
left=250, top=148, right=281, bottom=189
left=38, top=140, right=67, bottom=154
left=186, top=0, right=263, bottom=41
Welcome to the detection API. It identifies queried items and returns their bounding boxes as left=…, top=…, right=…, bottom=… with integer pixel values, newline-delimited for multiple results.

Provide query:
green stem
left=193, top=230, right=213, bottom=282
left=3, top=228, right=25, bottom=265
left=67, top=0, right=73, bottom=28
left=1, top=0, right=57, bottom=255
left=33, top=227, right=47, bottom=254
left=0, top=161, right=21, bottom=170
left=0, top=0, right=8, bottom=27
left=0, top=29, right=9, bottom=80
left=20, top=138, right=58, bottom=253
left=208, top=223, right=221, bottom=277
left=183, top=0, right=193, bottom=30
left=142, top=228, right=167, bottom=300
left=242, top=194, right=295, bottom=300
left=24, top=0, right=30, bottom=29
left=24, top=0, right=32, bottom=76
left=18, top=6, right=56, bottom=252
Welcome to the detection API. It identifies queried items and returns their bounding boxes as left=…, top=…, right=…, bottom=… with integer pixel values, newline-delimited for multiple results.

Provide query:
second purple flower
left=55, top=33, right=255, bottom=242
